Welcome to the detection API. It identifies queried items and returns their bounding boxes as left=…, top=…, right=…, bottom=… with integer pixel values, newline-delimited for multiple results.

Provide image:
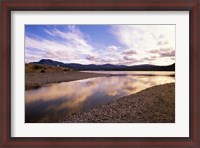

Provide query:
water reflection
left=25, top=71, right=175, bottom=123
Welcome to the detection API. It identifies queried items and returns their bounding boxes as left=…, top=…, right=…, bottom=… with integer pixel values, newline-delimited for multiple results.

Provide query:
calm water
left=25, top=71, right=175, bottom=123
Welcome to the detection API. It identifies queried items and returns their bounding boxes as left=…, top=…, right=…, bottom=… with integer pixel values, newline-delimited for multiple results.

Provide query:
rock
left=60, top=83, right=175, bottom=123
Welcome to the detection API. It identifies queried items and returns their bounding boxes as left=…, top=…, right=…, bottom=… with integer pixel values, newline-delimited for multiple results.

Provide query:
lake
left=25, top=71, right=175, bottom=123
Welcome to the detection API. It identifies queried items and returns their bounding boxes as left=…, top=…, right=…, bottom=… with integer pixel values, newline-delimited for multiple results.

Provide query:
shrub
left=40, top=70, right=45, bottom=73
left=34, top=65, right=42, bottom=69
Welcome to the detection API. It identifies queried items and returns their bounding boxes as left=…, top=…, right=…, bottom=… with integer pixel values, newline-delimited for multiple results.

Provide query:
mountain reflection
left=25, top=71, right=175, bottom=123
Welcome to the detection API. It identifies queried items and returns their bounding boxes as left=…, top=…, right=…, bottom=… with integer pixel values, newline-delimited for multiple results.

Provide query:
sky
left=25, top=25, right=175, bottom=66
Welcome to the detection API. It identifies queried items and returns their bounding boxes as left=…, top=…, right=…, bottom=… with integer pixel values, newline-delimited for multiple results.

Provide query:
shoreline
left=25, top=71, right=108, bottom=90
left=60, top=83, right=175, bottom=123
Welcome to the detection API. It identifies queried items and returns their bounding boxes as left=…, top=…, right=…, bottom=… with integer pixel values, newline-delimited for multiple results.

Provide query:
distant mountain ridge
left=32, top=59, right=175, bottom=71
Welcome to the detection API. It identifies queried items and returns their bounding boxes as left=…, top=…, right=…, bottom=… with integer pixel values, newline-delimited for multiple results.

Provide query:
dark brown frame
left=0, top=0, right=199, bottom=147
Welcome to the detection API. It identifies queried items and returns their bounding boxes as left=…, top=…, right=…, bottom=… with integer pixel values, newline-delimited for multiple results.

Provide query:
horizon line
left=26, top=59, right=175, bottom=67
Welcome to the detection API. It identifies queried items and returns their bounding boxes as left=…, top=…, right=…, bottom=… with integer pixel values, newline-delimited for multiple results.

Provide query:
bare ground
left=60, top=83, right=175, bottom=123
left=25, top=71, right=107, bottom=90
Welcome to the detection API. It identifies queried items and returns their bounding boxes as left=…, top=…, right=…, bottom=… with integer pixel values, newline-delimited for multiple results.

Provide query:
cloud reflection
left=25, top=71, right=175, bottom=122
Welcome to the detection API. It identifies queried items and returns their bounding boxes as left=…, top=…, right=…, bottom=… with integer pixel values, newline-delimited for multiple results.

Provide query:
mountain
left=34, top=59, right=66, bottom=67
left=31, top=59, right=175, bottom=71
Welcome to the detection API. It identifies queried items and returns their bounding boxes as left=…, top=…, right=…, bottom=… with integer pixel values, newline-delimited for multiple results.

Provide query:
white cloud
left=122, top=50, right=137, bottom=55
left=107, top=45, right=119, bottom=51
left=111, top=25, right=175, bottom=65
left=26, top=25, right=98, bottom=64
left=26, top=25, right=175, bottom=66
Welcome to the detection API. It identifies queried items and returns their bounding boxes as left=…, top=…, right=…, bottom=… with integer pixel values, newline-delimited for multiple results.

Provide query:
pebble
left=60, top=83, right=175, bottom=123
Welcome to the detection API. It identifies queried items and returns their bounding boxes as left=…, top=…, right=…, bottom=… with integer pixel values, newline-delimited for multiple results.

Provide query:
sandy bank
left=25, top=71, right=107, bottom=90
left=60, top=83, right=175, bottom=123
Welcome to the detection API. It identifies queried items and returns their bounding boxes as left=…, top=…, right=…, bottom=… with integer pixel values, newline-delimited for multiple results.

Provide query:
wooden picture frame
left=0, top=0, right=199, bottom=147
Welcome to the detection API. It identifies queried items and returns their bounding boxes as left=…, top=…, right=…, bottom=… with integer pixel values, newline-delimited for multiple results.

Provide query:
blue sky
left=25, top=25, right=175, bottom=65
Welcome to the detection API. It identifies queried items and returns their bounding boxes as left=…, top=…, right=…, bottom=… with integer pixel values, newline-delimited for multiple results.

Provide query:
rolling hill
left=31, top=59, right=175, bottom=71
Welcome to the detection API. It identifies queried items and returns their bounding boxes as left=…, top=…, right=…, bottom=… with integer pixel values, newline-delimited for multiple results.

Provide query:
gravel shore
left=25, top=71, right=107, bottom=90
left=60, top=83, right=175, bottom=123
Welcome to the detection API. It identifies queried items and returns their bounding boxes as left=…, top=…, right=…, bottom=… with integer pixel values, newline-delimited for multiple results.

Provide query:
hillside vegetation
left=25, top=64, right=106, bottom=90
left=25, top=64, right=73, bottom=73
